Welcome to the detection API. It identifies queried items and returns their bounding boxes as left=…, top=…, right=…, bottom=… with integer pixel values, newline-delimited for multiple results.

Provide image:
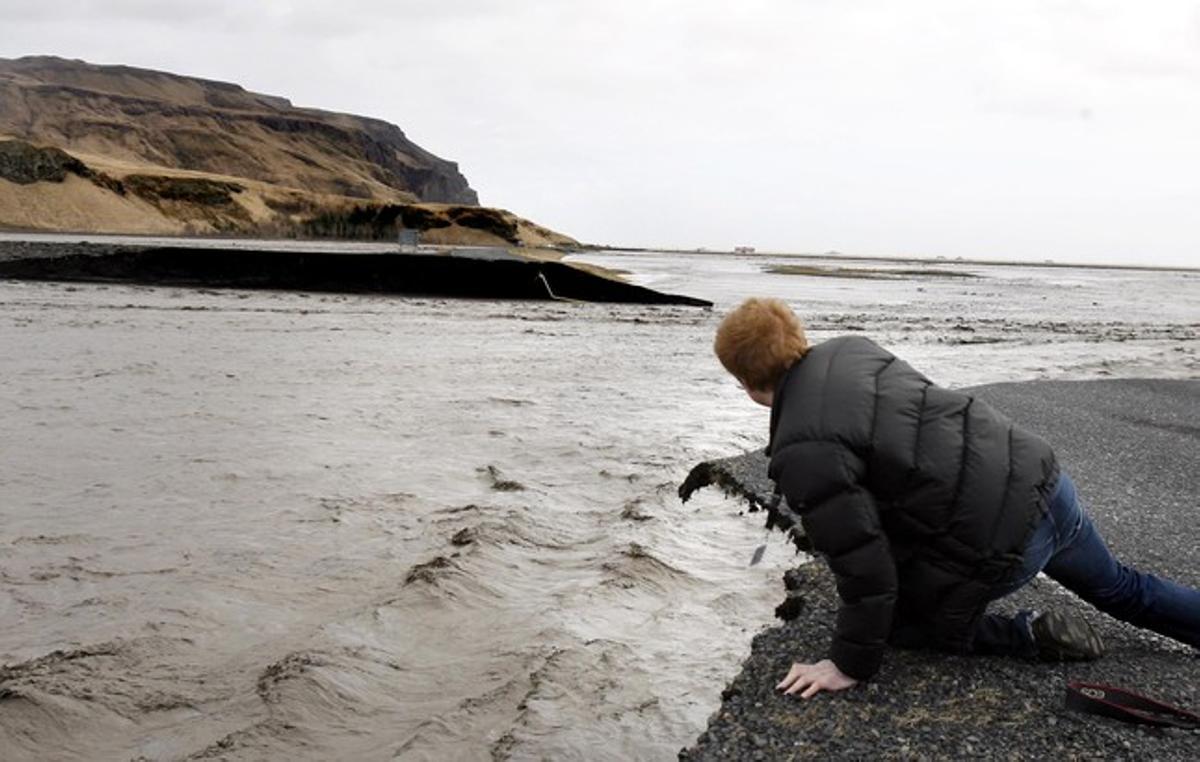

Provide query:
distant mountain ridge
left=0, top=56, right=574, bottom=247
left=0, top=56, right=476, bottom=204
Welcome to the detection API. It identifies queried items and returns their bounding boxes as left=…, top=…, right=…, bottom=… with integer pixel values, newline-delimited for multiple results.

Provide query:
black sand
left=0, top=239, right=712, bottom=306
left=680, top=379, right=1199, bottom=761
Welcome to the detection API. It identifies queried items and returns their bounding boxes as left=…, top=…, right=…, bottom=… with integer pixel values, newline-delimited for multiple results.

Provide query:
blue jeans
left=972, top=471, right=1200, bottom=656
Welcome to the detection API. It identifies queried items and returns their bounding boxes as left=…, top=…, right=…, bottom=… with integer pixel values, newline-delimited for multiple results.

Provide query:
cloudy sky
left=3, top=1, right=1199, bottom=266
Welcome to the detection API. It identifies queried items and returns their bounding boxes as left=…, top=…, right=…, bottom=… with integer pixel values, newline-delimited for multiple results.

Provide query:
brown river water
left=1, top=243, right=1197, bottom=760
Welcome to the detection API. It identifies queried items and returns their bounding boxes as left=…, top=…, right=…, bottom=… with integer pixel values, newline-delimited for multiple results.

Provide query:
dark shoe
left=1032, top=610, right=1105, bottom=661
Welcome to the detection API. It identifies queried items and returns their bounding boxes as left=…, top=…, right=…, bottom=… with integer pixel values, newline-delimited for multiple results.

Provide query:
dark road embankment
left=0, top=240, right=712, bottom=306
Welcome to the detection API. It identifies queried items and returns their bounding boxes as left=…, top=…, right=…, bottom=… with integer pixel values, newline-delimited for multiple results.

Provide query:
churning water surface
left=1, top=249, right=1197, bottom=760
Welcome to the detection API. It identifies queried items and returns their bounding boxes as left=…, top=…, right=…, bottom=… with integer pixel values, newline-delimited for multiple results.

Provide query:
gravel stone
left=680, top=379, right=1200, bottom=761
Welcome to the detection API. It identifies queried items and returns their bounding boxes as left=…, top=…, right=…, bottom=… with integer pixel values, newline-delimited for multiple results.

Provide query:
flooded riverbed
left=1, top=248, right=1196, bottom=760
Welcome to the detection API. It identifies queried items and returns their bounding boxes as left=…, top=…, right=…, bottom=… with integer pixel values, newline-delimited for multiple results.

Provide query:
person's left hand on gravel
left=775, top=659, right=858, bottom=698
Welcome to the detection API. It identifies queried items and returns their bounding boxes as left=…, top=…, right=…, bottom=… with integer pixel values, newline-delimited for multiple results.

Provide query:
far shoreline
left=581, top=244, right=1200, bottom=275
left=2, top=228, right=1195, bottom=275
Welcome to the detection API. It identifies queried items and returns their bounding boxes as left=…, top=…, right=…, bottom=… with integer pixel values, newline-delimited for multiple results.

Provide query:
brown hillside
left=0, top=57, right=576, bottom=247
left=0, top=56, right=475, bottom=203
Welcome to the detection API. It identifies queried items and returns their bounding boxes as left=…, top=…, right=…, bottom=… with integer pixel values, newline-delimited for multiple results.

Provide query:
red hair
left=714, top=298, right=809, bottom=391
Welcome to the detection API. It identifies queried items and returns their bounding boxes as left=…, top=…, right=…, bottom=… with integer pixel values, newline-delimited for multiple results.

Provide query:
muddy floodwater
left=1, top=247, right=1197, bottom=760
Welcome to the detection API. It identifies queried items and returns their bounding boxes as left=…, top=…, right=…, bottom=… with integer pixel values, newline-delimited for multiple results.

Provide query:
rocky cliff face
left=0, top=57, right=576, bottom=246
left=0, top=135, right=573, bottom=245
left=0, top=56, right=477, bottom=204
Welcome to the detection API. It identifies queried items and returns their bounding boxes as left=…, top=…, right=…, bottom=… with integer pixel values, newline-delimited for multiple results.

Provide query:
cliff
left=0, top=56, right=574, bottom=246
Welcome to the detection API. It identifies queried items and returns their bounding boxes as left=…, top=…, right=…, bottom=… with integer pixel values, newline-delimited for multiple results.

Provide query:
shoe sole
left=1034, top=611, right=1105, bottom=661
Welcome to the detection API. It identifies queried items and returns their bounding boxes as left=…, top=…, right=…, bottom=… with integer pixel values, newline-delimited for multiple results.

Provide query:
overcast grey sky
left=3, top=1, right=1199, bottom=265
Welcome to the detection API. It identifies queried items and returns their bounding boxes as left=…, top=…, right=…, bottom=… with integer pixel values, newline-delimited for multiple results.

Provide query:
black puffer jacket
left=767, top=336, right=1059, bottom=680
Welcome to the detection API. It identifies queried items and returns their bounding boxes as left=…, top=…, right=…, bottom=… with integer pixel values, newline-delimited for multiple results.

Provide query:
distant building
left=734, top=246, right=756, bottom=254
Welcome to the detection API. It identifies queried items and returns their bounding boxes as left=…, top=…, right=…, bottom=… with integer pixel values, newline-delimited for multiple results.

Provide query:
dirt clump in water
left=480, top=464, right=526, bottom=492
left=404, top=556, right=455, bottom=585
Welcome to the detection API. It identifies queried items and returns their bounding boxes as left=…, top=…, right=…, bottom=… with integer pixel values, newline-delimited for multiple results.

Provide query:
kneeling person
left=712, top=297, right=1200, bottom=698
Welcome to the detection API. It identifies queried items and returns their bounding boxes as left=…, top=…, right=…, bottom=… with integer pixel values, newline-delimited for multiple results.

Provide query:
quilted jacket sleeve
left=771, top=439, right=898, bottom=681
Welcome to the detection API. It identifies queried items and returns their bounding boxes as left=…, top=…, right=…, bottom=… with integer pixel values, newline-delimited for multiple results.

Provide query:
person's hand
left=775, top=659, right=858, bottom=698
